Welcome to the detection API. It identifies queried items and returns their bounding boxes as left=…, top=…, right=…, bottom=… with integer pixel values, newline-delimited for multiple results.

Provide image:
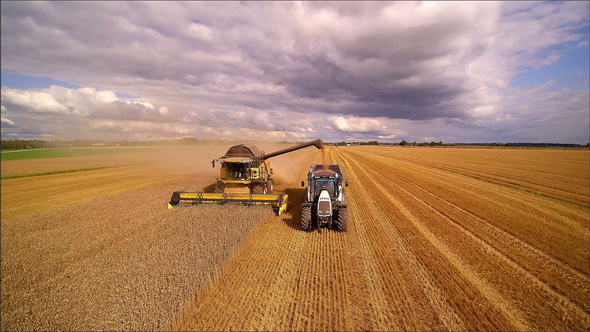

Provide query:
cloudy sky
left=1, top=1, right=589, bottom=143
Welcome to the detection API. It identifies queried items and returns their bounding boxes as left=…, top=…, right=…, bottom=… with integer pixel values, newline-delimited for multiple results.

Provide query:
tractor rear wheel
left=301, top=205, right=312, bottom=232
left=336, top=206, right=348, bottom=232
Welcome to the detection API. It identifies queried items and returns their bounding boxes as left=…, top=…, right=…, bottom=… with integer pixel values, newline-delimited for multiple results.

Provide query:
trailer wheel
left=301, top=205, right=312, bottom=232
left=336, top=206, right=348, bottom=232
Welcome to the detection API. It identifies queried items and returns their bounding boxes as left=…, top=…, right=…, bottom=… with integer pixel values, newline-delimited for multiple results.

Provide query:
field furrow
left=336, top=149, right=525, bottom=330
left=396, top=157, right=589, bottom=206
left=338, top=147, right=589, bottom=330
left=368, top=148, right=589, bottom=205
left=385, top=165, right=589, bottom=310
left=425, top=162, right=589, bottom=206
left=333, top=149, right=464, bottom=330
left=345, top=148, right=588, bottom=274
left=347, top=149, right=589, bottom=308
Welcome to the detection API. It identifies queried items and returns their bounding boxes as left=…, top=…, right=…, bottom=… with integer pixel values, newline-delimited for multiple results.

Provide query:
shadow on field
left=202, top=182, right=217, bottom=192
left=193, top=183, right=306, bottom=232
left=282, top=188, right=305, bottom=231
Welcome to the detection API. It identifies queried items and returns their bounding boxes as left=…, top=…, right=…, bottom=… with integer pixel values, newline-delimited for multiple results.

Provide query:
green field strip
left=1, top=166, right=118, bottom=180
left=0, top=148, right=160, bottom=161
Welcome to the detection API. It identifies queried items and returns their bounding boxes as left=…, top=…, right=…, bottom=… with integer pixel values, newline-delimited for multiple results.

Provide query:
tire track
left=341, top=152, right=516, bottom=330
left=372, top=152, right=588, bottom=227
left=415, top=160, right=589, bottom=206
left=373, top=149, right=589, bottom=207
left=341, top=151, right=449, bottom=330
left=369, top=148, right=588, bottom=205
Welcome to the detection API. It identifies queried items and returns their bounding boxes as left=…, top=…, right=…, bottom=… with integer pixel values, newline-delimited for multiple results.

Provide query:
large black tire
left=336, top=206, right=348, bottom=232
left=301, top=205, right=312, bottom=232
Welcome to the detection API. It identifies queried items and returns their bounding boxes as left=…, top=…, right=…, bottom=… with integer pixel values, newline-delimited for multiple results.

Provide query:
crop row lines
left=414, top=160, right=588, bottom=207
left=334, top=149, right=470, bottom=330
left=347, top=149, right=589, bottom=267
left=340, top=148, right=589, bottom=330
left=373, top=158, right=590, bottom=309
left=336, top=149, right=526, bottom=330
left=366, top=150, right=588, bottom=225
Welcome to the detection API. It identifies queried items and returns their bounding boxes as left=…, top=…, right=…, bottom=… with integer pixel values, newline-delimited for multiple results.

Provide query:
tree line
left=0, top=138, right=233, bottom=150
left=2, top=138, right=588, bottom=150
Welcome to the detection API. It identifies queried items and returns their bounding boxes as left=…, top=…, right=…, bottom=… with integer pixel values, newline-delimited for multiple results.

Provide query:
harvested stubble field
left=1, top=146, right=277, bottom=330
left=2, top=145, right=589, bottom=331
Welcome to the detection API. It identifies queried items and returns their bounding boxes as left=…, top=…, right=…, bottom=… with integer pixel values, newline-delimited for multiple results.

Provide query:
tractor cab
left=313, top=177, right=336, bottom=197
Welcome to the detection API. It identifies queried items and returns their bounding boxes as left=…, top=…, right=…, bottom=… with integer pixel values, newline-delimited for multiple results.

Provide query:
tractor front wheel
left=336, top=206, right=348, bottom=232
left=301, top=205, right=312, bottom=232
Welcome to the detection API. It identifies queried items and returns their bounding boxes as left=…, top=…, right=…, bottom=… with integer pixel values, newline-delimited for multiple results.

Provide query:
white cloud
left=2, top=117, right=15, bottom=125
left=1, top=88, right=69, bottom=114
left=329, top=116, right=387, bottom=134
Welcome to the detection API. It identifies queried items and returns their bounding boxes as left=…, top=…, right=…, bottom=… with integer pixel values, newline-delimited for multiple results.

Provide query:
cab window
left=226, top=163, right=247, bottom=180
left=314, top=178, right=335, bottom=196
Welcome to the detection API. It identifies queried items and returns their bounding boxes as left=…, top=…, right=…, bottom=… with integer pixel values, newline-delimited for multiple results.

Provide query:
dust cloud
left=144, top=146, right=224, bottom=177
left=265, top=144, right=323, bottom=187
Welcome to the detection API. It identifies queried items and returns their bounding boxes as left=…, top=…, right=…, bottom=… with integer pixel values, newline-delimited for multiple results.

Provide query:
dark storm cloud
left=0, top=1, right=499, bottom=119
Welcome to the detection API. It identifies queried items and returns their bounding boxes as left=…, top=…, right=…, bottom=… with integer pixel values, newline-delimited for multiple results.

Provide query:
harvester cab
left=168, top=139, right=324, bottom=215
left=300, top=164, right=349, bottom=232
left=210, top=144, right=273, bottom=194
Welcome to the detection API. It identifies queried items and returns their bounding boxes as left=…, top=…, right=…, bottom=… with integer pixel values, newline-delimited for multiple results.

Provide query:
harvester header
left=168, top=139, right=324, bottom=215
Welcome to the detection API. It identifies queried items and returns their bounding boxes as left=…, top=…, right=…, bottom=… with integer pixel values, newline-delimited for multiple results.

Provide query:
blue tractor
left=300, top=164, right=349, bottom=232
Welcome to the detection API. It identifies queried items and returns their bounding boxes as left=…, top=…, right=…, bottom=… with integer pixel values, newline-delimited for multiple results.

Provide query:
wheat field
left=1, top=145, right=588, bottom=331
left=172, top=146, right=589, bottom=331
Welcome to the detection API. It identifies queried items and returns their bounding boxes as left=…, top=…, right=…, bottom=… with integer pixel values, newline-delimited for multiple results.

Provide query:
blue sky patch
left=1, top=71, right=80, bottom=89
left=115, top=92, right=138, bottom=98
left=510, top=45, right=589, bottom=90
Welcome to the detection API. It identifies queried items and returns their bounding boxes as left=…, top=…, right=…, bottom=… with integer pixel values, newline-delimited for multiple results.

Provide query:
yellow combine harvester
left=168, top=139, right=324, bottom=215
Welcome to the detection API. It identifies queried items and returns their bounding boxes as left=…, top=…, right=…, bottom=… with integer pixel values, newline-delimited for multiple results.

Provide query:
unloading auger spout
left=260, top=139, right=324, bottom=160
